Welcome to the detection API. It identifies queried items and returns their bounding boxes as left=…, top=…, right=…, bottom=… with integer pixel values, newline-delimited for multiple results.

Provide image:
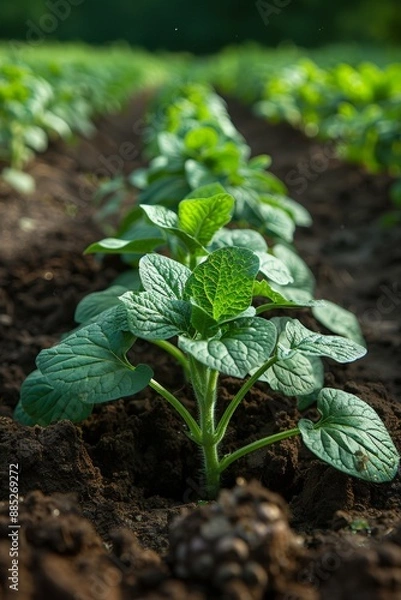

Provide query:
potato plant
left=15, top=192, right=399, bottom=499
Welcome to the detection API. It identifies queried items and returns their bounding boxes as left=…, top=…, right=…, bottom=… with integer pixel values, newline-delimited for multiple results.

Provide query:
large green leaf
left=178, top=193, right=234, bottom=246
left=272, top=244, right=315, bottom=294
left=37, top=309, right=152, bottom=403
left=139, top=254, right=191, bottom=300
left=141, top=204, right=204, bottom=253
left=299, top=388, right=400, bottom=482
left=185, top=247, right=260, bottom=323
left=261, top=194, right=312, bottom=227
left=312, top=300, right=366, bottom=346
left=179, top=318, right=277, bottom=378
left=247, top=198, right=295, bottom=242
left=16, top=370, right=94, bottom=426
left=120, top=291, right=191, bottom=340
left=256, top=252, right=293, bottom=286
left=283, top=320, right=367, bottom=363
left=140, top=204, right=179, bottom=229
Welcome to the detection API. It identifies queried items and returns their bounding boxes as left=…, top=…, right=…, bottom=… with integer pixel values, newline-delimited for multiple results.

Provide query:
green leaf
left=37, top=309, right=152, bottom=403
left=141, top=204, right=179, bottom=229
left=141, top=204, right=204, bottom=253
left=248, top=154, right=272, bottom=170
left=137, top=175, right=190, bottom=207
left=261, top=353, right=321, bottom=396
left=185, top=159, right=213, bottom=189
left=75, top=285, right=128, bottom=325
left=185, top=247, right=260, bottom=323
left=17, top=370, right=94, bottom=425
left=139, top=254, right=191, bottom=300
left=179, top=318, right=277, bottom=378
left=261, top=194, right=312, bottom=227
left=111, top=270, right=141, bottom=289
left=84, top=236, right=163, bottom=255
left=299, top=388, right=400, bottom=482
left=296, top=358, right=325, bottom=410
left=210, top=228, right=268, bottom=253
left=13, top=399, right=38, bottom=426
left=157, top=132, right=184, bottom=157
left=247, top=198, right=295, bottom=242
left=184, top=127, right=219, bottom=151
left=2, top=168, right=35, bottom=195
left=190, top=304, right=220, bottom=338
left=283, top=320, right=367, bottom=363
left=272, top=244, right=315, bottom=294
left=257, top=252, right=293, bottom=286
left=253, top=280, right=322, bottom=309
left=312, top=300, right=366, bottom=346
left=178, top=193, right=234, bottom=246
left=120, top=291, right=191, bottom=340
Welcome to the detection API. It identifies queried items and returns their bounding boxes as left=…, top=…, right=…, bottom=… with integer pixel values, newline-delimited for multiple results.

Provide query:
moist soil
left=0, top=92, right=400, bottom=599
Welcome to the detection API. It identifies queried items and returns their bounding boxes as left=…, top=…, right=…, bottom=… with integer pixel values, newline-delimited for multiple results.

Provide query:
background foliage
left=0, top=0, right=400, bottom=53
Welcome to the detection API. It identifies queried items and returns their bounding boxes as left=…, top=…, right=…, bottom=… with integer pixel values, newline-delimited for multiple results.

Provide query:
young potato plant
left=15, top=197, right=399, bottom=499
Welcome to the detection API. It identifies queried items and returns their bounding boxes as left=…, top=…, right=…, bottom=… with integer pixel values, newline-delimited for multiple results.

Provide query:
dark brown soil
left=0, top=92, right=400, bottom=599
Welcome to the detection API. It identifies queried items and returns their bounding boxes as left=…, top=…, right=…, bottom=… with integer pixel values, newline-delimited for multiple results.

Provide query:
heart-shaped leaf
left=299, top=388, right=400, bottom=482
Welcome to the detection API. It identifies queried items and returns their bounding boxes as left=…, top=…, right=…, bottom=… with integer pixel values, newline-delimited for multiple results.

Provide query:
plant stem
left=215, top=355, right=277, bottom=443
left=149, top=378, right=201, bottom=444
left=219, top=427, right=300, bottom=472
left=200, top=368, right=221, bottom=499
left=152, top=339, right=190, bottom=378
left=188, top=358, right=221, bottom=499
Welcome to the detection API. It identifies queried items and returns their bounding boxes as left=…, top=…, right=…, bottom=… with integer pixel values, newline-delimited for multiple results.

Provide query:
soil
left=0, top=91, right=400, bottom=599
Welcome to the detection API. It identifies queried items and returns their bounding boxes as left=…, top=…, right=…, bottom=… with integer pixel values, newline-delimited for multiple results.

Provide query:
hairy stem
left=188, top=358, right=221, bottom=499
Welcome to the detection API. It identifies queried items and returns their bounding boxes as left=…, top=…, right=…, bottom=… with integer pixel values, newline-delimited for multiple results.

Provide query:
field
left=1, top=44, right=401, bottom=599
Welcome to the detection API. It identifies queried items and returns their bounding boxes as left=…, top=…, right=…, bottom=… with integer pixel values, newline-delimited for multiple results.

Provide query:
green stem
left=152, top=339, right=190, bottom=379
left=188, top=358, right=221, bottom=499
left=219, top=427, right=300, bottom=473
left=215, top=355, right=277, bottom=443
left=198, top=367, right=220, bottom=499
left=149, top=378, right=201, bottom=444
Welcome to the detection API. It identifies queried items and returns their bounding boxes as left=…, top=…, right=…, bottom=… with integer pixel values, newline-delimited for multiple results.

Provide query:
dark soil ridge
left=0, top=93, right=400, bottom=599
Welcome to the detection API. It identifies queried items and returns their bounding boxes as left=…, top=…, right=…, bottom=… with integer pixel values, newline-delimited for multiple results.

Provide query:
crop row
left=0, top=44, right=182, bottom=193
left=14, top=82, right=399, bottom=498
left=194, top=45, right=401, bottom=220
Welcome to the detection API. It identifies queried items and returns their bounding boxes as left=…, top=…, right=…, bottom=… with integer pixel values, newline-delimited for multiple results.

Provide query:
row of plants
left=14, top=82, right=399, bottom=499
left=0, top=43, right=183, bottom=193
left=194, top=44, right=401, bottom=223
